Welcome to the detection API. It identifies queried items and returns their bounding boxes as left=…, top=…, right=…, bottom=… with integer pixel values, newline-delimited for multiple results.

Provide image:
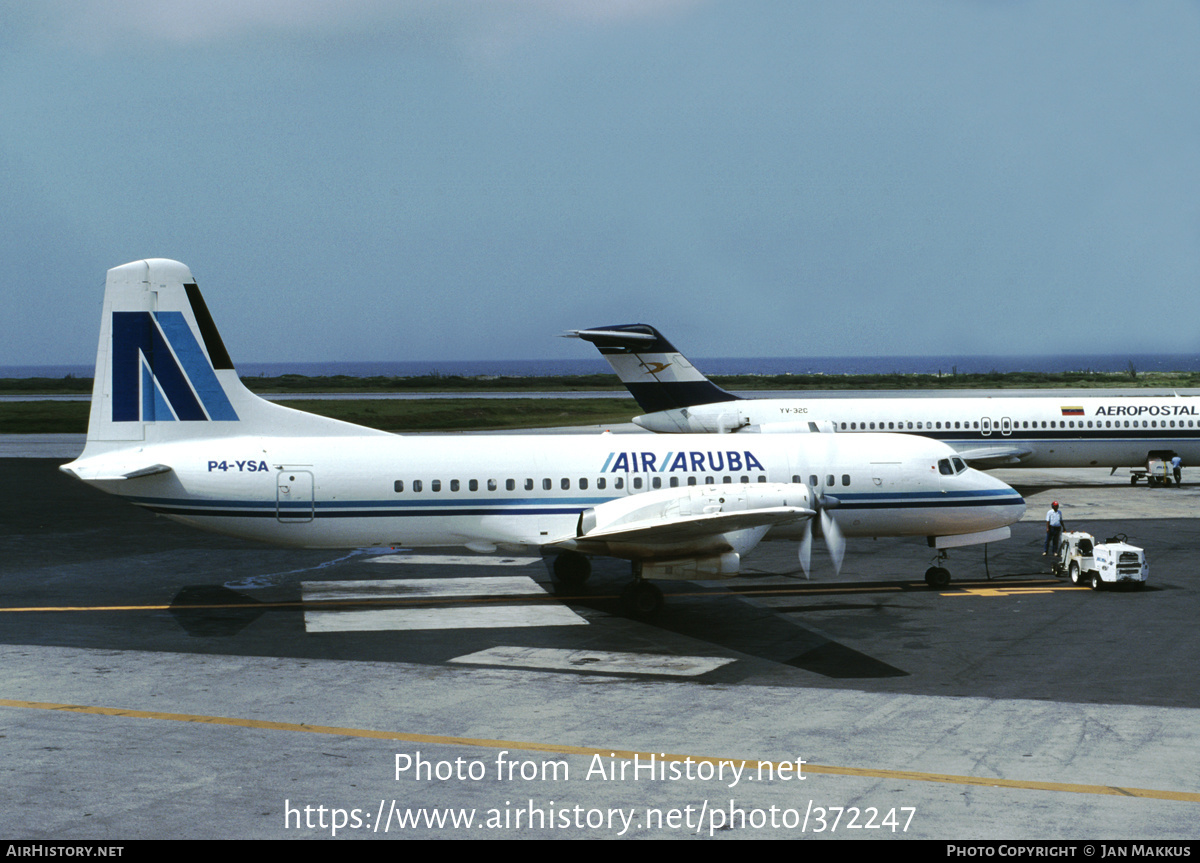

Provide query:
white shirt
left=1046, top=508, right=1063, bottom=527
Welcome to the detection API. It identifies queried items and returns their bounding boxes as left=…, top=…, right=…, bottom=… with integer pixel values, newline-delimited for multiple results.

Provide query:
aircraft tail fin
left=65, top=259, right=383, bottom=471
left=564, top=323, right=739, bottom=412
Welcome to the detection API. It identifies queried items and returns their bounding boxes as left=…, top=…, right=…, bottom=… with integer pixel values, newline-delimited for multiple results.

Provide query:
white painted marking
left=301, top=576, right=587, bottom=631
left=303, top=576, right=549, bottom=602
left=306, top=606, right=587, bottom=632
left=365, top=555, right=540, bottom=566
left=449, top=647, right=735, bottom=677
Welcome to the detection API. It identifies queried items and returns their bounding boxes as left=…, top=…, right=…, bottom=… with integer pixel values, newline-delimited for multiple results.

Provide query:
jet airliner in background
left=567, top=324, right=1200, bottom=471
left=61, top=260, right=1024, bottom=611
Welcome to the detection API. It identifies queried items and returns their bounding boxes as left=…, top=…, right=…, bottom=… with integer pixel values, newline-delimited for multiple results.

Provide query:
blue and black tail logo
left=111, top=310, right=238, bottom=422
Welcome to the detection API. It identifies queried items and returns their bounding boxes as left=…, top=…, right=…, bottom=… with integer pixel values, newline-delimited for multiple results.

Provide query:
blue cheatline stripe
left=123, top=490, right=1021, bottom=521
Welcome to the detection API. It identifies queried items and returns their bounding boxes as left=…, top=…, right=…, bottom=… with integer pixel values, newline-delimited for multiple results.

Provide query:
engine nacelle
left=642, top=553, right=741, bottom=581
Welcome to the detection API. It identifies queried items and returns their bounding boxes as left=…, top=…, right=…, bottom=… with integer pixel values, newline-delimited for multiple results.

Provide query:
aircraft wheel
left=1130, top=475, right=1138, bottom=485
left=552, top=552, right=591, bottom=587
left=924, top=566, right=951, bottom=589
left=621, top=581, right=664, bottom=618
left=1090, top=571, right=1103, bottom=591
left=1069, top=562, right=1082, bottom=586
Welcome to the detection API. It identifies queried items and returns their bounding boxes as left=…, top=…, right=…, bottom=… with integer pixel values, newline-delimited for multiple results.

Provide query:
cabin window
left=687, top=476, right=697, bottom=486
left=651, top=477, right=661, bottom=489
left=841, top=474, right=850, bottom=485
left=809, top=474, right=818, bottom=487
left=468, top=480, right=478, bottom=491
left=705, top=476, right=714, bottom=484
left=614, top=477, right=625, bottom=489
left=505, top=479, right=514, bottom=491
left=826, top=474, right=834, bottom=486
left=579, top=478, right=588, bottom=490
left=840, top=422, right=847, bottom=430
left=431, top=480, right=441, bottom=492
left=394, top=480, right=404, bottom=493
left=450, top=480, right=460, bottom=491
left=543, top=479, right=552, bottom=490
left=723, top=476, right=732, bottom=484
left=669, top=476, right=679, bottom=487
left=633, top=477, right=643, bottom=489
left=525, top=479, right=534, bottom=490
left=559, top=478, right=569, bottom=490
left=597, top=478, right=606, bottom=489
left=488, top=479, right=496, bottom=491
left=413, top=480, right=422, bottom=492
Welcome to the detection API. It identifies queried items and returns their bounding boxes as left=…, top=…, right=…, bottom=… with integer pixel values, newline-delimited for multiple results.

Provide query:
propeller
left=798, top=484, right=845, bottom=579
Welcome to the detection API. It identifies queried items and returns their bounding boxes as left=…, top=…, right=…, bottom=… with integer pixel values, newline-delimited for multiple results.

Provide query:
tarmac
left=2, top=435, right=1200, bottom=840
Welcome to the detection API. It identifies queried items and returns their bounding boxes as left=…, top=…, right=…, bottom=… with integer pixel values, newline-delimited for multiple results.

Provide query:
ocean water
left=4, top=354, right=1199, bottom=379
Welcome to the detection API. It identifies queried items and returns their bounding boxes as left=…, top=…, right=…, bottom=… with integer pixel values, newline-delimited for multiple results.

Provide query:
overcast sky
left=3, top=1, right=1199, bottom=367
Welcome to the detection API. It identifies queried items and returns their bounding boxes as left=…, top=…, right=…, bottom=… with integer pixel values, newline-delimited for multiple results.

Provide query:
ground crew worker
left=1172, top=455, right=1182, bottom=486
left=1044, top=501, right=1064, bottom=557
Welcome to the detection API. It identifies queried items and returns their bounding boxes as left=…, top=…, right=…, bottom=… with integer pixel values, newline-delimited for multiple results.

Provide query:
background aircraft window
left=633, top=477, right=643, bottom=489
left=525, top=479, right=533, bottom=490
left=792, top=475, right=801, bottom=483
left=809, top=474, right=818, bottom=486
left=651, top=477, right=661, bottom=489
left=505, top=479, right=514, bottom=491
left=469, top=480, right=478, bottom=491
left=487, top=479, right=496, bottom=491
left=826, top=474, right=834, bottom=486
left=413, top=480, right=422, bottom=492
left=543, top=479, right=552, bottom=490
left=431, top=480, right=441, bottom=492
left=597, top=478, right=606, bottom=489
left=394, top=480, right=404, bottom=493
left=841, top=474, right=850, bottom=485
left=906, top=422, right=914, bottom=429
left=705, top=476, right=714, bottom=484
left=688, top=476, right=697, bottom=485
left=840, top=422, right=847, bottom=430
left=740, top=475, right=749, bottom=483
left=757, top=476, right=766, bottom=482
left=669, top=477, right=679, bottom=487
left=615, top=477, right=624, bottom=489
left=579, top=478, right=588, bottom=489
left=561, top=478, right=570, bottom=490
left=450, top=480, right=460, bottom=491
left=723, top=476, right=731, bottom=483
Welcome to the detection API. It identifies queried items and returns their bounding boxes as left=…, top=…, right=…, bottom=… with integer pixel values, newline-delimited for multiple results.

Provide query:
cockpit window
left=938, top=458, right=954, bottom=476
left=952, top=457, right=966, bottom=474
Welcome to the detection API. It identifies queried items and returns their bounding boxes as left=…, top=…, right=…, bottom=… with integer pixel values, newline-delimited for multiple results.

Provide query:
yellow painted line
left=944, top=586, right=1088, bottom=597
left=1, top=697, right=1196, bottom=803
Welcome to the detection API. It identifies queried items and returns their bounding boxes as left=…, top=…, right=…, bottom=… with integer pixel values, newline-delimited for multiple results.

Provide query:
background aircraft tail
left=65, top=259, right=383, bottom=473
left=564, top=323, right=739, bottom=413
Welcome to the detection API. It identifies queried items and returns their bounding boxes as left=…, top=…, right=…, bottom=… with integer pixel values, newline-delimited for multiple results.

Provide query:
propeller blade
left=821, top=509, right=846, bottom=575
left=798, top=522, right=812, bottom=579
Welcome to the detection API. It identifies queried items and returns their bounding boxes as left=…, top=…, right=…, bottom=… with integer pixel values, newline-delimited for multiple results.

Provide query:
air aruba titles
left=602, top=450, right=766, bottom=474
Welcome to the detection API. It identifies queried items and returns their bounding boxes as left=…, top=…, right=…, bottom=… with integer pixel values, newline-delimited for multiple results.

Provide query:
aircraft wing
left=553, top=505, right=813, bottom=555
left=953, top=446, right=1035, bottom=468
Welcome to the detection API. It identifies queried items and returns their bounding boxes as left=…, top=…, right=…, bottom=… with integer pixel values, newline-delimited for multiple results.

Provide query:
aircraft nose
left=977, top=471, right=1026, bottom=525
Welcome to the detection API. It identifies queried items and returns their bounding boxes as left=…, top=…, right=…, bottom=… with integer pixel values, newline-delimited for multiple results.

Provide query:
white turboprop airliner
left=567, top=324, right=1200, bottom=470
left=61, top=260, right=1025, bottom=609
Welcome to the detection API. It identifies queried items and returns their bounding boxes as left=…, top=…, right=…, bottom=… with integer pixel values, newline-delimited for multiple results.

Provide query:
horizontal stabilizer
left=61, top=461, right=173, bottom=482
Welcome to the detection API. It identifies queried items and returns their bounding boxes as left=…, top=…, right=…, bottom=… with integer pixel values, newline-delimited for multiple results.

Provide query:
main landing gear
left=550, top=553, right=665, bottom=618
